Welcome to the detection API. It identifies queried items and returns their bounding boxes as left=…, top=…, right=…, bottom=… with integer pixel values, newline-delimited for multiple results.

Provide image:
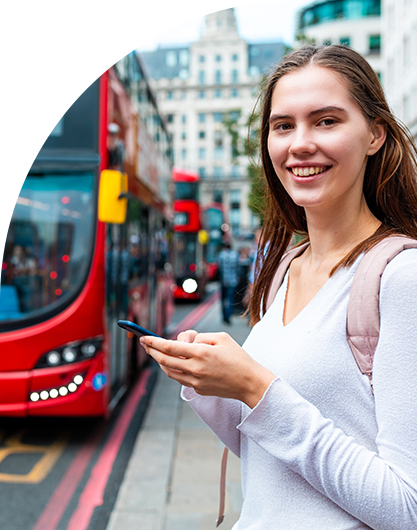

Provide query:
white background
left=0, top=0, right=305, bottom=265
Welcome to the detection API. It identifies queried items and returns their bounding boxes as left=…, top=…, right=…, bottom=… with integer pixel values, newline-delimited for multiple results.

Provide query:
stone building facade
left=382, top=0, right=417, bottom=140
left=140, top=8, right=286, bottom=237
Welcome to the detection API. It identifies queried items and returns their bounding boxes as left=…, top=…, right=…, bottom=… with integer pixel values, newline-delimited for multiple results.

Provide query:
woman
left=141, top=45, right=417, bottom=529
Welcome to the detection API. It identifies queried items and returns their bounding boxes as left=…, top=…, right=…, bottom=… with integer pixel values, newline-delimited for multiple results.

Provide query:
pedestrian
left=236, top=247, right=251, bottom=310
left=217, top=242, right=239, bottom=324
left=140, top=44, right=417, bottom=529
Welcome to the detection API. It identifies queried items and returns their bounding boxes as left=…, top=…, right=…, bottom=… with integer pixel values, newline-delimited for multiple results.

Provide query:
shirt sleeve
left=181, top=386, right=241, bottom=457
left=237, top=249, right=417, bottom=530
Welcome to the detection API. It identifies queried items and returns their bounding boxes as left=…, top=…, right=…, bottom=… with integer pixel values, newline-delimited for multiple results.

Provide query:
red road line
left=31, top=368, right=151, bottom=530
left=31, top=427, right=105, bottom=530
left=167, top=289, right=220, bottom=339
left=65, top=368, right=151, bottom=530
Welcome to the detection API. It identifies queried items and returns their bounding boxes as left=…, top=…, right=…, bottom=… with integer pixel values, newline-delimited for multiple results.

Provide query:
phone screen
left=117, top=320, right=162, bottom=339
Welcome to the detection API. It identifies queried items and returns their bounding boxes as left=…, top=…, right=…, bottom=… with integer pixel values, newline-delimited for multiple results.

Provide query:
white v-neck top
left=182, top=249, right=417, bottom=529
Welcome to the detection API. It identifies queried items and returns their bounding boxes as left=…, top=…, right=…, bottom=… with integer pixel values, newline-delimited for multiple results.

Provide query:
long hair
left=250, top=44, right=417, bottom=325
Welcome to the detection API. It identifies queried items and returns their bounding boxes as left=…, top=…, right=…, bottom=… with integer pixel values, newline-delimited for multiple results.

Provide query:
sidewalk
left=106, top=300, right=250, bottom=530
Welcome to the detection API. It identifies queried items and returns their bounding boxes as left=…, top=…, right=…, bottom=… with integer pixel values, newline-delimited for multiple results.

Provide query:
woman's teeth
left=291, top=166, right=327, bottom=176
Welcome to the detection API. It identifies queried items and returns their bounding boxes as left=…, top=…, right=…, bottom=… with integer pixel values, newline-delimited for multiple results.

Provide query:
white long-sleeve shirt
left=182, top=249, right=417, bottom=529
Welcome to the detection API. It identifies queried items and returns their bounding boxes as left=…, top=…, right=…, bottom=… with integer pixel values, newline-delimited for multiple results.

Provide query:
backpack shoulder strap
left=347, top=235, right=417, bottom=386
left=265, top=242, right=310, bottom=311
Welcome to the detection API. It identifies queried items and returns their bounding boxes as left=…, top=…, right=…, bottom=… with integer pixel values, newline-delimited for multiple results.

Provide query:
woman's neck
left=303, top=196, right=381, bottom=265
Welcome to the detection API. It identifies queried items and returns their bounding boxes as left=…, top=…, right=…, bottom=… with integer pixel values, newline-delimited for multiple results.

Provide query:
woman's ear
left=367, top=119, right=387, bottom=156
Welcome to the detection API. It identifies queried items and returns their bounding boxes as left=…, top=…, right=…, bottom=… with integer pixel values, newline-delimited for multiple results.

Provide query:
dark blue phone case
left=117, top=320, right=161, bottom=338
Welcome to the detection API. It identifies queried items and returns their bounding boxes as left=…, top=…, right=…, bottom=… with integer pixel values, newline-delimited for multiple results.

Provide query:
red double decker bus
left=202, top=202, right=229, bottom=281
left=0, top=51, right=174, bottom=416
left=172, top=168, right=208, bottom=300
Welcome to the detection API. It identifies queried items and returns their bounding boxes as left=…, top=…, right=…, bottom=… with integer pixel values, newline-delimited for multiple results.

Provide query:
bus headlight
left=62, top=347, right=77, bottom=363
left=36, top=337, right=103, bottom=368
left=182, top=278, right=198, bottom=294
left=80, top=342, right=97, bottom=357
left=46, top=351, right=61, bottom=366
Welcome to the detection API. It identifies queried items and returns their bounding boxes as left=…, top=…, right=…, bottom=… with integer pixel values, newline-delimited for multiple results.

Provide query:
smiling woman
left=141, top=45, right=417, bottom=530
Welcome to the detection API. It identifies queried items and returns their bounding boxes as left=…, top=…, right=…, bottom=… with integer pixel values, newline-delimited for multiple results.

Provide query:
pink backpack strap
left=265, top=242, right=310, bottom=310
left=347, top=236, right=417, bottom=387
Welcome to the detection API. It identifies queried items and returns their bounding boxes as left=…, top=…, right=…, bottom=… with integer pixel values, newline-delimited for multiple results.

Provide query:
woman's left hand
left=140, top=332, right=275, bottom=408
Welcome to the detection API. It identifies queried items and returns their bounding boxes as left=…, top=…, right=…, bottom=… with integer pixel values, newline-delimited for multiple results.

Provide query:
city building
left=295, top=0, right=382, bottom=78
left=140, top=8, right=286, bottom=237
left=383, top=0, right=417, bottom=141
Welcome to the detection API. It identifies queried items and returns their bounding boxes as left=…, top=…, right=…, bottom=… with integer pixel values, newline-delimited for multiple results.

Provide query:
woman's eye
left=319, top=118, right=336, bottom=126
left=276, top=123, right=292, bottom=131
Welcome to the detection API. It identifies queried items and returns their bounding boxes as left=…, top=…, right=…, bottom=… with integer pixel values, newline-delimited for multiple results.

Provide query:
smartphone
left=117, top=320, right=162, bottom=339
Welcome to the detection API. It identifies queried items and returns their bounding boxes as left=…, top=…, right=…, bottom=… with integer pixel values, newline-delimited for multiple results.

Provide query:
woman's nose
left=288, top=127, right=317, bottom=155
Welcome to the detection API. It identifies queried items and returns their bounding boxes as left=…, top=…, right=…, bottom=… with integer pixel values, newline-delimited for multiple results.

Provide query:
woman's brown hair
left=249, top=44, right=417, bottom=325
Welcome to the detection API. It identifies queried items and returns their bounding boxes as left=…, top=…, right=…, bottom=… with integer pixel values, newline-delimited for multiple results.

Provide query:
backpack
left=216, top=235, right=417, bottom=527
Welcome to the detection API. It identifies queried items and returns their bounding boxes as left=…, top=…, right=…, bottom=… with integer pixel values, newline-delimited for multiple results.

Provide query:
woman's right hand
left=177, top=329, right=198, bottom=343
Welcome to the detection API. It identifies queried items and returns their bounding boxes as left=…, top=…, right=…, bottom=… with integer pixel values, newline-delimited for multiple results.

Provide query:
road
left=0, top=286, right=218, bottom=530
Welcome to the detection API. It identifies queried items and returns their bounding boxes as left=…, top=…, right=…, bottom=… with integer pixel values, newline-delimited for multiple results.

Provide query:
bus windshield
left=174, top=232, right=198, bottom=277
left=0, top=172, right=96, bottom=323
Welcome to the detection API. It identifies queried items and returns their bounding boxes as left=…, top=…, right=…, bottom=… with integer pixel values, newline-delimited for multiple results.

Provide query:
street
left=0, top=284, right=229, bottom=530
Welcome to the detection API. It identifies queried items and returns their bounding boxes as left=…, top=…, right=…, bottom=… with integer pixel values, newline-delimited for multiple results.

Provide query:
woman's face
left=267, top=65, right=385, bottom=214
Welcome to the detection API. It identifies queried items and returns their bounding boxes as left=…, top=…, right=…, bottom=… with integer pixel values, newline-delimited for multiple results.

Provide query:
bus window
left=0, top=172, right=95, bottom=323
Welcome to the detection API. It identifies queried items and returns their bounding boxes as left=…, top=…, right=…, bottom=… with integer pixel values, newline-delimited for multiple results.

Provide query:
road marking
left=31, top=426, right=105, bottom=530
left=0, top=430, right=68, bottom=484
left=168, top=289, right=220, bottom=338
left=65, top=368, right=152, bottom=530
left=31, top=367, right=152, bottom=530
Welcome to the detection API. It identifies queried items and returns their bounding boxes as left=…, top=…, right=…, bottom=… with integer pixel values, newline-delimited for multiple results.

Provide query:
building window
left=198, top=113, right=206, bottom=123
left=181, top=148, right=187, bottom=160
left=166, top=51, right=177, bottom=66
left=182, top=131, right=187, bottom=140
left=339, top=36, right=350, bottom=46
left=199, top=148, right=206, bottom=160
left=182, top=114, right=187, bottom=124
left=167, top=114, right=174, bottom=123
left=198, top=90, right=206, bottom=99
left=199, top=70, right=205, bottom=85
left=215, top=70, right=222, bottom=84
left=215, top=89, right=222, bottom=98
left=198, top=167, right=206, bottom=179
left=214, top=146, right=224, bottom=159
left=232, top=53, right=238, bottom=61
left=179, top=50, right=189, bottom=66
left=231, top=165, right=240, bottom=178
left=213, top=166, right=224, bottom=178
left=230, top=189, right=241, bottom=208
left=179, top=69, right=189, bottom=80
left=181, top=91, right=187, bottom=100
left=229, top=208, right=240, bottom=232
left=216, top=54, right=222, bottom=62
left=369, top=34, right=381, bottom=53
left=213, top=112, right=223, bottom=123
left=231, top=89, right=239, bottom=98
left=231, top=69, right=238, bottom=83
left=249, top=66, right=260, bottom=77
left=167, top=91, right=174, bottom=100
left=198, top=131, right=206, bottom=139
left=199, top=55, right=205, bottom=63
left=213, top=190, right=223, bottom=203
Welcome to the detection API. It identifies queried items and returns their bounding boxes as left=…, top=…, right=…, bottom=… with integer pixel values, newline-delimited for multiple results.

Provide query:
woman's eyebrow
left=269, top=106, right=348, bottom=123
